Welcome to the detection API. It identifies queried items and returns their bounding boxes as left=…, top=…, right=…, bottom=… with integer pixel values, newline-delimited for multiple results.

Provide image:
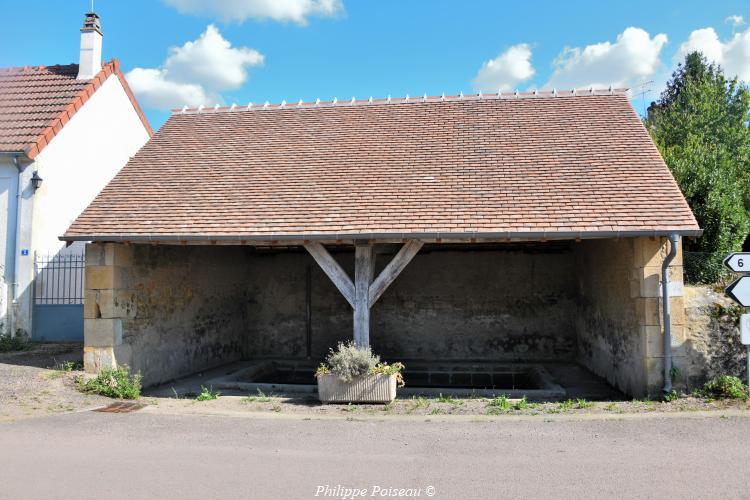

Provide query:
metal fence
left=33, top=253, right=85, bottom=305
left=683, top=251, right=732, bottom=286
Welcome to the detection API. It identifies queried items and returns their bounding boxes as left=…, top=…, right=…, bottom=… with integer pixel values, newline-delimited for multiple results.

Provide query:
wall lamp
left=30, top=171, right=43, bottom=191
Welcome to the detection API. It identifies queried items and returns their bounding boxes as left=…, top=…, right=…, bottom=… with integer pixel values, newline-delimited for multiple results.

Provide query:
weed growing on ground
left=512, top=396, right=539, bottom=411
left=78, top=367, right=141, bottom=399
left=663, top=391, right=679, bottom=402
left=486, top=395, right=512, bottom=414
left=410, top=396, right=430, bottom=411
left=382, top=402, right=394, bottom=413
left=243, top=388, right=272, bottom=403
left=547, top=399, right=592, bottom=413
left=436, top=394, right=462, bottom=406
left=701, top=376, right=749, bottom=400
left=0, top=330, right=31, bottom=353
left=45, top=360, right=83, bottom=379
left=195, top=385, right=221, bottom=401
left=428, top=408, right=444, bottom=415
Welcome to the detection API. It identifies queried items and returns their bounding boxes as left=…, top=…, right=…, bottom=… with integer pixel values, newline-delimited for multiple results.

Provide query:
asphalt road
left=2, top=411, right=750, bottom=499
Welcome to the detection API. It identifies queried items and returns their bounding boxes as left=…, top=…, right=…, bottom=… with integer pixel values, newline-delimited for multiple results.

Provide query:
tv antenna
left=632, top=80, right=653, bottom=116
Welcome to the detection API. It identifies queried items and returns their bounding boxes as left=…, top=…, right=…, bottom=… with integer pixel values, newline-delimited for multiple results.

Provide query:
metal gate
left=32, top=253, right=85, bottom=341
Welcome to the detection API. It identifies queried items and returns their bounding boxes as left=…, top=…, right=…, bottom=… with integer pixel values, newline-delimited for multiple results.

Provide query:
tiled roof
left=0, top=59, right=152, bottom=158
left=63, top=91, right=700, bottom=242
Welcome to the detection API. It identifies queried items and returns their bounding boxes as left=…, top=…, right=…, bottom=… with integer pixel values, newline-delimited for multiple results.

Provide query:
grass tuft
left=195, top=385, right=221, bottom=401
left=78, top=366, right=141, bottom=399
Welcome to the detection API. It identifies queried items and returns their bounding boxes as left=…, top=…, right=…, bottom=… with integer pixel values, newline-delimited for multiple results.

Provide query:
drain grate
left=94, top=402, right=145, bottom=413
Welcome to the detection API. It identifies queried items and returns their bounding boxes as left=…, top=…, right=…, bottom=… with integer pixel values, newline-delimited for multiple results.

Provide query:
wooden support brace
left=304, top=239, right=423, bottom=348
left=369, top=239, right=424, bottom=307
left=303, top=242, right=354, bottom=308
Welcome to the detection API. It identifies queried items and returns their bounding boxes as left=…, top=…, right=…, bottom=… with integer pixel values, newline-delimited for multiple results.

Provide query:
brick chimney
left=77, top=12, right=102, bottom=80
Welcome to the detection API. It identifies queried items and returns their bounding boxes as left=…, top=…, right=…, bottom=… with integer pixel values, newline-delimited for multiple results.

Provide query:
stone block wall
left=575, top=236, right=686, bottom=398
left=84, top=243, right=248, bottom=386
left=243, top=246, right=578, bottom=363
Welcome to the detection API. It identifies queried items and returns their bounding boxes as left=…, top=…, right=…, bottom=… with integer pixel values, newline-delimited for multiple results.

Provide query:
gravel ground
left=141, top=389, right=750, bottom=418
left=3, top=344, right=750, bottom=422
left=0, top=343, right=109, bottom=422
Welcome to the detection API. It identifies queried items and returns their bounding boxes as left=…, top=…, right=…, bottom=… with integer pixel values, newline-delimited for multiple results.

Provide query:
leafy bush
left=316, top=342, right=405, bottom=385
left=702, top=375, right=749, bottom=399
left=318, top=341, right=380, bottom=383
left=196, top=385, right=220, bottom=401
left=0, top=330, right=31, bottom=353
left=78, top=366, right=141, bottom=399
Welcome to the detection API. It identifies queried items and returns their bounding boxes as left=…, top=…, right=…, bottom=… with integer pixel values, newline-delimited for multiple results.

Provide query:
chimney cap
left=81, top=11, right=102, bottom=35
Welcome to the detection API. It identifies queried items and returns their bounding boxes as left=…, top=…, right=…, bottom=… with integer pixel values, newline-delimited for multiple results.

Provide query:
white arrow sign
left=726, top=276, right=750, bottom=307
left=741, top=314, right=750, bottom=345
left=724, top=253, right=750, bottom=273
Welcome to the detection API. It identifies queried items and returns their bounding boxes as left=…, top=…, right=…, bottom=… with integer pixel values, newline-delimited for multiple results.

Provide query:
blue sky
left=2, top=0, right=749, bottom=130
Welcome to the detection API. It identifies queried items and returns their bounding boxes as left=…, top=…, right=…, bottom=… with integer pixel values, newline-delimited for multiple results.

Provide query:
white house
left=0, top=12, right=151, bottom=339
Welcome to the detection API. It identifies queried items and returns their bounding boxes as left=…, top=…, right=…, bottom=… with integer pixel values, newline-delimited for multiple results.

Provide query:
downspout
left=11, top=155, right=24, bottom=335
left=662, top=233, right=680, bottom=394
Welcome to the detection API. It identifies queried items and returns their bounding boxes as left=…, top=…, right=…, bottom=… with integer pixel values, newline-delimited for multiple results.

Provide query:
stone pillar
left=83, top=243, right=136, bottom=374
left=633, top=237, right=686, bottom=397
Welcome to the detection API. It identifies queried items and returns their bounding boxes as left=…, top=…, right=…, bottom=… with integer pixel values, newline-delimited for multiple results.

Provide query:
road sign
left=741, top=314, right=750, bottom=345
left=723, top=253, right=750, bottom=273
left=725, top=276, right=750, bottom=307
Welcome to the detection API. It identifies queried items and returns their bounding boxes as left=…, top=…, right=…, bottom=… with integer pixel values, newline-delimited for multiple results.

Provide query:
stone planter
left=317, top=373, right=397, bottom=403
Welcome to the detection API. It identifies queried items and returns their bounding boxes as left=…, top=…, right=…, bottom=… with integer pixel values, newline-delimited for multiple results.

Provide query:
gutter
left=10, top=155, right=24, bottom=326
left=662, top=233, right=680, bottom=394
left=60, top=228, right=703, bottom=243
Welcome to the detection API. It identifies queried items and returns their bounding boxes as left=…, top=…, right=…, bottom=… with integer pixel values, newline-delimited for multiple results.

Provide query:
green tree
left=645, top=52, right=750, bottom=283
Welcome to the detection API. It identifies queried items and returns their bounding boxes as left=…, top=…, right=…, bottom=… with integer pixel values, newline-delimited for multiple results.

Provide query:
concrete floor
left=1, top=410, right=749, bottom=499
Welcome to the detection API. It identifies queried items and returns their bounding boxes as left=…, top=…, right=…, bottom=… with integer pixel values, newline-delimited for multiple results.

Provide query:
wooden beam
left=368, top=239, right=423, bottom=307
left=353, top=243, right=375, bottom=346
left=303, top=242, right=355, bottom=308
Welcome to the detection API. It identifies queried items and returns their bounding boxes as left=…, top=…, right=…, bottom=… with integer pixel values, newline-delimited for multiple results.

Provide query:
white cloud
left=164, top=25, right=264, bottom=91
left=726, top=15, right=746, bottom=29
left=125, top=68, right=213, bottom=109
left=676, top=26, right=750, bottom=81
left=545, top=27, right=668, bottom=90
left=472, top=44, right=535, bottom=92
left=126, top=25, right=263, bottom=110
left=163, top=0, right=343, bottom=25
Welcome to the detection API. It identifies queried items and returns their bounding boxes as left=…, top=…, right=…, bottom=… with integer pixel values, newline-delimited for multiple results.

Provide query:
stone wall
left=682, top=285, right=746, bottom=386
left=574, top=237, right=686, bottom=398
left=85, top=242, right=579, bottom=386
left=84, top=244, right=249, bottom=386
left=244, top=245, right=578, bottom=363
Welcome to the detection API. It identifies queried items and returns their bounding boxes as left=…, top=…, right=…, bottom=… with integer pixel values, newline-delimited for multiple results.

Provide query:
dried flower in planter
left=315, top=342, right=405, bottom=403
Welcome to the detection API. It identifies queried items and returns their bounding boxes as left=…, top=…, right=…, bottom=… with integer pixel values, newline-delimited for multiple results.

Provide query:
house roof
left=0, top=59, right=152, bottom=159
left=62, top=90, right=700, bottom=243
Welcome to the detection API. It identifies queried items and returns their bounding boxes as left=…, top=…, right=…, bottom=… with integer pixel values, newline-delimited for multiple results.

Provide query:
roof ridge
left=0, top=63, right=78, bottom=74
left=171, top=88, right=631, bottom=115
left=22, top=59, right=152, bottom=159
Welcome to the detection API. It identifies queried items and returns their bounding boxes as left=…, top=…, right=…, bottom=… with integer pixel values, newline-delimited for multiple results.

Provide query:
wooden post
left=353, top=242, right=374, bottom=347
left=304, top=239, right=422, bottom=348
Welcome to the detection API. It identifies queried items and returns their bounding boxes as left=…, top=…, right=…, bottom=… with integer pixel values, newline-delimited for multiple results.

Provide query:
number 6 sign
left=724, top=253, right=750, bottom=273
